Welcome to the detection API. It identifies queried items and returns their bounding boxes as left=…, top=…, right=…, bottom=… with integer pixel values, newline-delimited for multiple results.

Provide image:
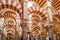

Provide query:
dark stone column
left=22, top=22, right=27, bottom=40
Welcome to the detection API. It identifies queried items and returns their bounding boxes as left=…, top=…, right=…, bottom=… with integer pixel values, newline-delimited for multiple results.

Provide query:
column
left=23, top=0, right=28, bottom=40
left=46, top=0, right=53, bottom=40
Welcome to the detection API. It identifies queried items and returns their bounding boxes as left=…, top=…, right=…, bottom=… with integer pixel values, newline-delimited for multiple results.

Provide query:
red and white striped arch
left=29, top=0, right=46, bottom=7
left=0, top=0, right=22, bottom=14
left=52, top=9, right=60, bottom=18
left=28, top=6, right=48, bottom=21
left=52, top=0, right=60, bottom=10
left=47, top=0, right=60, bottom=11
left=3, top=11, right=22, bottom=36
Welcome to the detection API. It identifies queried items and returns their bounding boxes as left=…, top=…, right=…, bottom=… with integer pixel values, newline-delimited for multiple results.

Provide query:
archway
left=0, top=0, right=23, bottom=40
left=27, top=1, right=48, bottom=40
left=51, top=8, right=60, bottom=40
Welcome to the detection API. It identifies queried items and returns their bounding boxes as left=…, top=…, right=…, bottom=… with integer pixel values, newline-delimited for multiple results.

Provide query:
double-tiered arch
left=0, top=0, right=22, bottom=37
left=27, top=1, right=48, bottom=37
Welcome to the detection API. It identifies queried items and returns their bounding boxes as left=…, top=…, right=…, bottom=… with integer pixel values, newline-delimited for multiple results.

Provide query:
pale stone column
left=23, top=0, right=28, bottom=19
left=46, top=0, right=53, bottom=25
left=53, top=34, right=56, bottom=40
left=46, top=0, right=53, bottom=40
left=27, top=34, right=29, bottom=40
left=46, top=33, right=49, bottom=40
left=23, top=0, right=28, bottom=40
left=0, top=34, right=1, bottom=40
